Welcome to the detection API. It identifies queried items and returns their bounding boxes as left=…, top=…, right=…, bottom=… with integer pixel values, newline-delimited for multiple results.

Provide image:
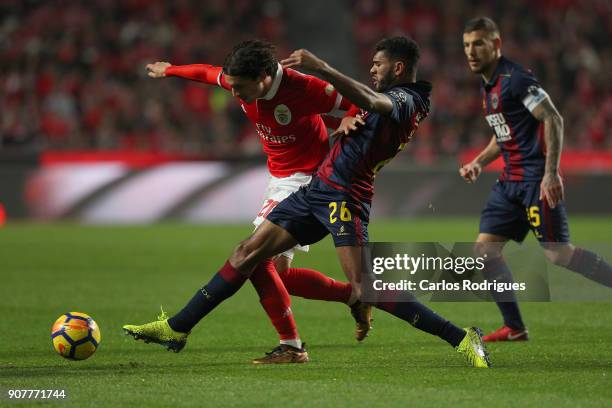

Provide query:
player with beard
left=125, top=36, right=492, bottom=367
left=124, top=40, right=371, bottom=364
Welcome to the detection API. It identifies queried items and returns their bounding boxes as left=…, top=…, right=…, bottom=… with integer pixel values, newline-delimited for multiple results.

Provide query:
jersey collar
left=260, top=63, right=283, bottom=100
left=483, top=56, right=507, bottom=90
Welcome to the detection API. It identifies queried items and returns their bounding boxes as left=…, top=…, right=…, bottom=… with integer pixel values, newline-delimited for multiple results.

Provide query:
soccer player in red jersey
left=124, top=40, right=371, bottom=363
left=125, top=37, right=491, bottom=368
left=460, top=17, right=612, bottom=342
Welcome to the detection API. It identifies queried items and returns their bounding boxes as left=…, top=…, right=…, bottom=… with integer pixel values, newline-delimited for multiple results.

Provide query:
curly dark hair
left=222, top=40, right=277, bottom=80
left=375, top=36, right=420, bottom=76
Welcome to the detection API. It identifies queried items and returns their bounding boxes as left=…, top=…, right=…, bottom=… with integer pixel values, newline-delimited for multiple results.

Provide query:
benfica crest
left=274, top=104, right=292, bottom=125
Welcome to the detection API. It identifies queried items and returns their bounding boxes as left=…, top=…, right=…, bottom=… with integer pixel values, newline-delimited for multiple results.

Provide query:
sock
left=281, top=267, right=353, bottom=304
left=567, top=247, right=612, bottom=288
left=376, top=301, right=466, bottom=347
left=250, top=259, right=301, bottom=346
left=168, top=260, right=247, bottom=333
left=280, top=339, right=302, bottom=349
left=482, top=257, right=526, bottom=330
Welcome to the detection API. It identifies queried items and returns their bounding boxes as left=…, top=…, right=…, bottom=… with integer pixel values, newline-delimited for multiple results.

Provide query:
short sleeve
left=511, top=69, right=549, bottom=112
left=302, top=75, right=344, bottom=115
left=384, top=88, right=416, bottom=123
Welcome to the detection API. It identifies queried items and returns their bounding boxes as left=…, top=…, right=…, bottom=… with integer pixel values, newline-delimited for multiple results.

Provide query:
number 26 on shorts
left=329, top=201, right=352, bottom=224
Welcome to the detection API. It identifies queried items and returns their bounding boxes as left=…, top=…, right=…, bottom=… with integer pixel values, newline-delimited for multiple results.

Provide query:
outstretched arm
left=459, top=136, right=500, bottom=183
left=146, top=61, right=171, bottom=78
left=281, top=49, right=393, bottom=115
left=532, top=97, right=564, bottom=208
left=146, top=61, right=227, bottom=88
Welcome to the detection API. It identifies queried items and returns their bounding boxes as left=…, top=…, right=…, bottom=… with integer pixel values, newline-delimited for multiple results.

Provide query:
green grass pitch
left=1, top=218, right=611, bottom=407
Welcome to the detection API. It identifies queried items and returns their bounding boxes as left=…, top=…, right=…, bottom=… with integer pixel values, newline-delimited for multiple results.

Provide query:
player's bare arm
left=460, top=135, right=501, bottom=183
left=146, top=61, right=171, bottom=78
left=532, top=97, right=564, bottom=208
left=281, top=49, right=393, bottom=115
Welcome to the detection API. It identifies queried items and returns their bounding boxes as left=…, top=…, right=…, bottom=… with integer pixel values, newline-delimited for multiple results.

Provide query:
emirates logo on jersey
left=274, top=104, right=292, bottom=125
left=255, top=123, right=296, bottom=144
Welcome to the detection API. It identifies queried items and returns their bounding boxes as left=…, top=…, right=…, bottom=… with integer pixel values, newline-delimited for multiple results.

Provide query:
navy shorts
left=266, top=177, right=370, bottom=247
left=480, top=180, right=570, bottom=243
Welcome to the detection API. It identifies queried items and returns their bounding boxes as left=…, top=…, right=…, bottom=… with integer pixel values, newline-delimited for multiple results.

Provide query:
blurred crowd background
left=1, top=0, right=610, bottom=163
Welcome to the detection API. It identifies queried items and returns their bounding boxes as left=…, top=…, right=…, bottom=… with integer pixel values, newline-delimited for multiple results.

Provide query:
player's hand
left=281, top=49, right=327, bottom=73
left=540, top=172, right=564, bottom=208
left=459, top=162, right=482, bottom=183
left=146, top=61, right=171, bottom=78
left=331, top=114, right=365, bottom=138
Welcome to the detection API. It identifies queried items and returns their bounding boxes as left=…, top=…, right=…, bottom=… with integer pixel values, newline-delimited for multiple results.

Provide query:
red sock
left=281, top=268, right=353, bottom=304
left=250, top=259, right=299, bottom=341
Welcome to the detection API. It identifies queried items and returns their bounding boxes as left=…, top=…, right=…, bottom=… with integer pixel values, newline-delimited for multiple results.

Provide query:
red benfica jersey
left=166, top=63, right=349, bottom=177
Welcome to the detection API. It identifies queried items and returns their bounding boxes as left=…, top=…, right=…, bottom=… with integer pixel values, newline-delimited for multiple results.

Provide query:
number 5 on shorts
left=527, top=206, right=541, bottom=227
left=329, top=201, right=352, bottom=224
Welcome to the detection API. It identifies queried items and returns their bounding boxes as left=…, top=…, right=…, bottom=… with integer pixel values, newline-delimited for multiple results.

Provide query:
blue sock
left=377, top=301, right=466, bottom=347
left=168, top=261, right=247, bottom=333
left=567, top=247, right=612, bottom=288
left=483, top=257, right=525, bottom=330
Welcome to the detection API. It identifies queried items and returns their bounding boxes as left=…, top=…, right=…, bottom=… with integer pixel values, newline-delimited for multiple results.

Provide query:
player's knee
left=543, top=244, right=574, bottom=267
left=544, top=250, right=566, bottom=266
left=473, top=242, right=503, bottom=259
left=230, top=237, right=265, bottom=273
left=273, top=255, right=291, bottom=274
left=229, top=243, right=250, bottom=272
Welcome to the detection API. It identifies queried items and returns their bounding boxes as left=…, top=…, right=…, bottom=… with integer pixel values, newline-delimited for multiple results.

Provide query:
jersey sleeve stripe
left=331, top=93, right=342, bottom=113
left=326, top=94, right=345, bottom=116
left=216, top=71, right=223, bottom=88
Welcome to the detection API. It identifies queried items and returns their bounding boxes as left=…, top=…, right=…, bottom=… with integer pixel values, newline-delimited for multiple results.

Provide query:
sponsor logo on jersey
left=274, top=104, right=292, bottom=125
left=324, top=84, right=335, bottom=96
left=485, top=112, right=512, bottom=142
left=260, top=134, right=297, bottom=144
left=255, top=123, right=297, bottom=144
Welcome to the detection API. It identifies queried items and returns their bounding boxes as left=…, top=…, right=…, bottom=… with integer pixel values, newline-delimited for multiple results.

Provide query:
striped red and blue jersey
left=481, top=56, right=550, bottom=181
left=317, top=81, right=431, bottom=202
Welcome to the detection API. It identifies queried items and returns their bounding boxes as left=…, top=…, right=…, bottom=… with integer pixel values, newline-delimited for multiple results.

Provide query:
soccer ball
left=51, top=312, right=101, bottom=360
